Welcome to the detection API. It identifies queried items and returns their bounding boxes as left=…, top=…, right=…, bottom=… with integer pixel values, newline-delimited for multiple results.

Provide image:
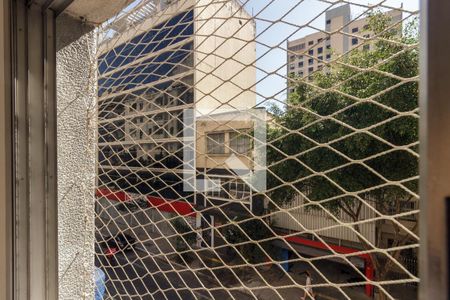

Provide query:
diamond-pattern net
left=93, top=0, right=419, bottom=299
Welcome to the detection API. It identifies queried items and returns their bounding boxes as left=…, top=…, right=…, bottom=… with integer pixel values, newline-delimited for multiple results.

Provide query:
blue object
left=94, top=267, right=106, bottom=300
left=281, top=249, right=290, bottom=272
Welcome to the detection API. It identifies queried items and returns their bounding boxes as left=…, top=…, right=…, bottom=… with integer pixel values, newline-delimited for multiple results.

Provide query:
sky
left=240, top=0, right=420, bottom=107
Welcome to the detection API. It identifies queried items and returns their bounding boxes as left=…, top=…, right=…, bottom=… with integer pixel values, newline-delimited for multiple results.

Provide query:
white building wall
left=272, top=195, right=376, bottom=245
left=194, top=0, right=256, bottom=113
left=57, top=14, right=97, bottom=300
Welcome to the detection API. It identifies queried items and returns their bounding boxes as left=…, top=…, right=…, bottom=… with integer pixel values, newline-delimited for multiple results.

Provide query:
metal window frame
left=419, top=0, right=450, bottom=299
left=8, top=1, right=61, bottom=299
left=0, top=0, right=13, bottom=299
left=1, top=0, right=450, bottom=299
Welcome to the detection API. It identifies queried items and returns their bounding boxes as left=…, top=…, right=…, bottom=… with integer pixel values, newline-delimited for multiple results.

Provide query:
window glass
left=230, top=132, right=251, bottom=154
left=207, top=133, right=225, bottom=154
left=228, top=179, right=250, bottom=200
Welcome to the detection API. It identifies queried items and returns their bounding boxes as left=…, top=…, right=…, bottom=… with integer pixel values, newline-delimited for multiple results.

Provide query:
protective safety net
left=93, top=0, right=419, bottom=299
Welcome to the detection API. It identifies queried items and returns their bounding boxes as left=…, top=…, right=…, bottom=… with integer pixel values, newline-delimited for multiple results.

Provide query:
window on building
left=326, top=19, right=331, bottom=25
left=318, top=56, right=323, bottom=61
left=228, top=179, right=251, bottom=200
left=318, top=38, right=323, bottom=43
left=308, top=58, right=314, bottom=65
left=298, top=55, right=303, bottom=60
left=290, top=64, right=295, bottom=70
left=352, top=38, right=358, bottom=45
left=308, top=67, right=314, bottom=73
left=298, top=71, right=304, bottom=76
left=207, top=133, right=225, bottom=154
left=230, top=132, right=251, bottom=154
left=326, top=54, right=331, bottom=60
left=352, top=27, right=359, bottom=33
left=363, top=34, right=370, bottom=39
left=308, top=41, right=313, bottom=46
left=363, top=44, right=370, bottom=51
left=318, top=65, right=323, bottom=70
left=289, top=55, right=295, bottom=61
left=326, top=44, right=331, bottom=50
left=326, top=36, right=331, bottom=41
left=318, top=47, right=323, bottom=54
left=207, top=177, right=222, bottom=198
left=363, top=24, right=369, bottom=30
left=308, top=49, right=314, bottom=55
left=298, top=61, right=304, bottom=67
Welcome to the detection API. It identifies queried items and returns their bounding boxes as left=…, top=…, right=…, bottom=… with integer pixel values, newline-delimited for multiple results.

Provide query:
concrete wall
left=195, top=0, right=257, bottom=113
left=271, top=195, right=376, bottom=246
left=56, top=14, right=97, bottom=300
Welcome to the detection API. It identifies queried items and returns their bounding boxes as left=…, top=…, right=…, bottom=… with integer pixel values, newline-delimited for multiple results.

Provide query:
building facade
left=96, top=0, right=256, bottom=245
left=286, top=4, right=402, bottom=93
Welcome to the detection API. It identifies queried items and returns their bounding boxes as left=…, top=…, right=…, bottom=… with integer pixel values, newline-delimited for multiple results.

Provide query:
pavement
left=95, top=216, right=414, bottom=300
left=96, top=232, right=374, bottom=300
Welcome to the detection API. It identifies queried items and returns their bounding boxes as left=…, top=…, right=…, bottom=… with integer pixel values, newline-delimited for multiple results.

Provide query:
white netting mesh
left=93, top=0, right=419, bottom=299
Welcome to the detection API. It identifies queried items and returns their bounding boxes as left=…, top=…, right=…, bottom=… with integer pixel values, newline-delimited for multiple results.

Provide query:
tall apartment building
left=96, top=0, right=256, bottom=243
left=286, top=4, right=402, bottom=93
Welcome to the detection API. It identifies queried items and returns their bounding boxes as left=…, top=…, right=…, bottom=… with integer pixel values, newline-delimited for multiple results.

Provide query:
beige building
left=195, top=110, right=256, bottom=205
left=286, top=4, right=402, bottom=93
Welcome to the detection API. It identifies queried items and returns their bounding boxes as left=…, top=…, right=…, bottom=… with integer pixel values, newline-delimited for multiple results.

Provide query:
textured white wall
left=56, top=14, right=97, bottom=300
left=195, top=0, right=257, bottom=113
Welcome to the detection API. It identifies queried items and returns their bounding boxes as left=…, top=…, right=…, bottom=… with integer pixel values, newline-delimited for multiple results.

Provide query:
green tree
left=267, top=13, right=418, bottom=298
left=223, top=218, right=278, bottom=264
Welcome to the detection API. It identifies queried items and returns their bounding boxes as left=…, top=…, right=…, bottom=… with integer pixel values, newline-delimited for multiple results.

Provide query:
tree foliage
left=267, top=12, right=419, bottom=286
left=223, top=218, right=278, bottom=264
